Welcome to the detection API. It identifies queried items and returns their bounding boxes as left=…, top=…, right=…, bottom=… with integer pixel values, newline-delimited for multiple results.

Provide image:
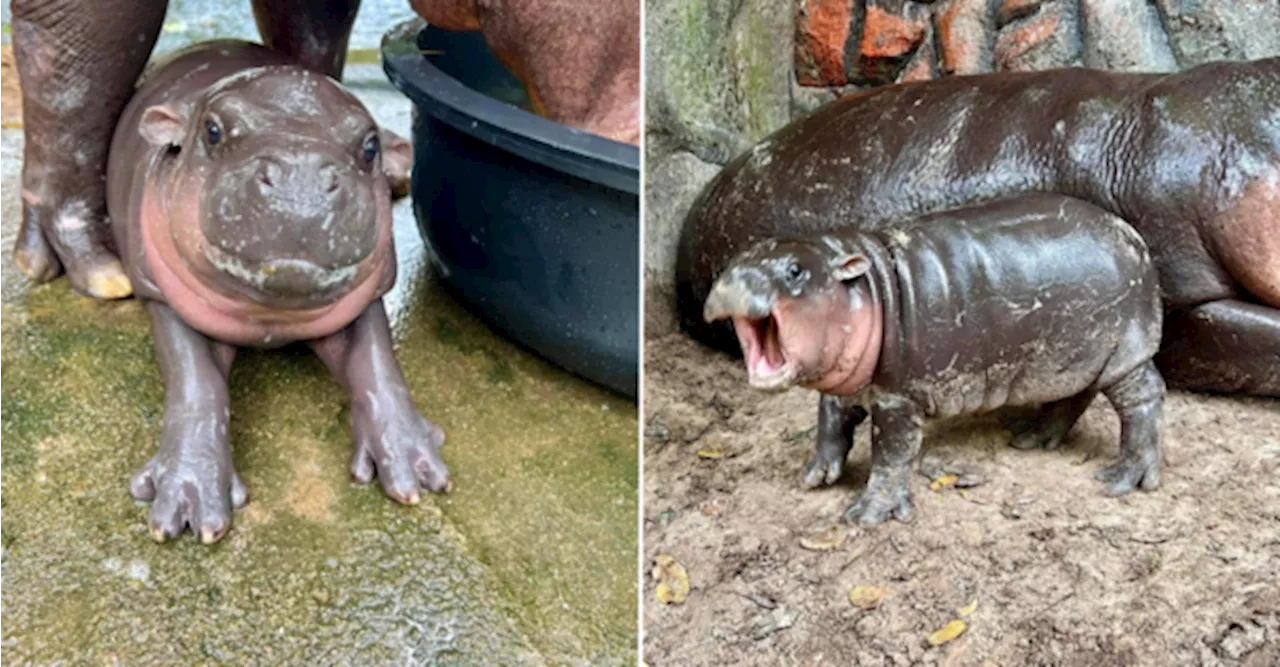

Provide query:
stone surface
left=646, top=0, right=793, bottom=166
left=644, top=151, right=721, bottom=337
left=995, top=2, right=1082, bottom=71
left=1081, top=0, right=1177, bottom=72
left=936, top=0, right=992, bottom=74
left=1, top=12, right=638, bottom=666
left=1156, top=0, right=1280, bottom=64
left=855, top=2, right=928, bottom=84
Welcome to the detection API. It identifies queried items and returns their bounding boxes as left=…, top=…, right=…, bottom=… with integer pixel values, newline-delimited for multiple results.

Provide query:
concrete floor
left=0, top=10, right=637, bottom=666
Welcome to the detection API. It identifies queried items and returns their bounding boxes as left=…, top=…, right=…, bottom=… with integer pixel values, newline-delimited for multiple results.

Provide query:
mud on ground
left=643, top=334, right=1280, bottom=666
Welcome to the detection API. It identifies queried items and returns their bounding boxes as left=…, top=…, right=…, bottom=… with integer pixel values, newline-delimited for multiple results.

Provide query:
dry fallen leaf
left=957, top=600, right=978, bottom=617
left=930, top=475, right=959, bottom=492
left=799, top=526, right=847, bottom=551
left=697, top=445, right=727, bottom=459
left=927, top=619, right=968, bottom=646
left=849, top=586, right=893, bottom=610
left=654, top=554, right=690, bottom=605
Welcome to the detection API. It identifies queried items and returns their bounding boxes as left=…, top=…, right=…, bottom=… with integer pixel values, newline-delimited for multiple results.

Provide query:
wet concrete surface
left=0, top=10, right=638, bottom=666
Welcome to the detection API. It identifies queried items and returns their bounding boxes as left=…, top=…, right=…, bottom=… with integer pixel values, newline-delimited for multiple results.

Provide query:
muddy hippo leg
left=1156, top=300, right=1280, bottom=397
left=131, top=302, right=248, bottom=544
left=844, top=395, right=922, bottom=525
left=1003, top=390, right=1097, bottom=451
left=310, top=300, right=450, bottom=503
left=1095, top=360, right=1165, bottom=496
left=9, top=0, right=167, bottom=298
left=251, top=0, right=413, bottom=197
left=803, top=395, right=867, bottom=488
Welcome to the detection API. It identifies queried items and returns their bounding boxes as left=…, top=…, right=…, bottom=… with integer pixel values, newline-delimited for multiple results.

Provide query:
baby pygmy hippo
left=107, top=41, right=448, bottom=543
left=703, top=195, right=1166, bottom=524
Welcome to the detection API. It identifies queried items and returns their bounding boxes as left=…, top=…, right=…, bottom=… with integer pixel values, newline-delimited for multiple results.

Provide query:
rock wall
left=644, top=0, right=1280, bottom=336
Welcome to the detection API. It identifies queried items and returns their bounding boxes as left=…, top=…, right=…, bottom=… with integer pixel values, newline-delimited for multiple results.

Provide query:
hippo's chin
left=201, top=243, right=366, bottom=310
left=732, top=314, right=798, bottom=390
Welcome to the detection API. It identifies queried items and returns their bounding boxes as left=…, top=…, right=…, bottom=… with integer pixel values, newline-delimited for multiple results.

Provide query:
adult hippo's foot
left=9, top=0, right=169, bottom=298
left=311, top=300, right=451, bottom=504
left=803, top=395, right=865, bottom=488
left=133, top=302, right=247, bottom=543
left=1003, top=390, right=1097, bottom=451
left=1156, top=300, right=1280, bottom=397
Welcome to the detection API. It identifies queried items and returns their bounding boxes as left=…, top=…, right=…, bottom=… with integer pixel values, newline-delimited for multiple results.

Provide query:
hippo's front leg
left=843, top=394, right=922, bottom=525
left=132, top=302, right=247, bottom=544
left=1156, top=300, right=1280, bottom=397
left=803, top=395, right=866, bottom=488
left=310, top=300, right=450, bottom=503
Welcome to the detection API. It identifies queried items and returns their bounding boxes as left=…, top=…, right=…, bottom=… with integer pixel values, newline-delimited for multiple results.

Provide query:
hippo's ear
left=831, top=254, right=870, bottom=282
left=139, top=105, right=186, bottom=148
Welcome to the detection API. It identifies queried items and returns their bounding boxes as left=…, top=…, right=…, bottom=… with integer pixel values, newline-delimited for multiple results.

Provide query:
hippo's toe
left=843, top=477, right=914, bottom=525
left=1095, top=455, right=1160, bottom=496
left=802, top=452, right=844, bottom=488
left=350, top=409, right=451, bottom=504
left=130, top=456, right=246, bottom=544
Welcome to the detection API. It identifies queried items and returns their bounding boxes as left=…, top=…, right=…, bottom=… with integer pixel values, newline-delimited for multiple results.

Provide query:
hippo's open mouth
left=732, top=313, right=795, bottom=389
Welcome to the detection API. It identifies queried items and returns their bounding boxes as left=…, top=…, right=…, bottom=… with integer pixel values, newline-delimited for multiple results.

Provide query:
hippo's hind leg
left=844, top=394, right=922, bottom=525
left=310, top=300, right=451, bottom=503
left=132, top=302, right=248, bottom=544
left=803, top=395, right=866, bottom=488
left=1096, top=360, right=1165, bottom=496
left=1003, top=390, right=1097, bottom=450
left=9, top=0, right=168, bottom=298
left=251, top=0, right=413, bottom=197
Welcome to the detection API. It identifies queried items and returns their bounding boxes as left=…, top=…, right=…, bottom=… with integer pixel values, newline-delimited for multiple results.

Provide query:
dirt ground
left=2, top=46, right=22, bottom=124
left=643, top=333, right=1280, bottom=666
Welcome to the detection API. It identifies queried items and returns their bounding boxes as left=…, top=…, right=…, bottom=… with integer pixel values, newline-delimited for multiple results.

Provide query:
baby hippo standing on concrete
left=703, top=195, right=1166, bottom=525
left=108, top=41, right=448, bottom=543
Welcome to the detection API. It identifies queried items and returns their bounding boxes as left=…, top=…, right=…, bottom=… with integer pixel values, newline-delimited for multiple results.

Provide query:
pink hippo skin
left=107, top=41, right=449, bottom=544
left=8, top=0, right=411, bottom=300
left=410, top=0, right=641, bottom=145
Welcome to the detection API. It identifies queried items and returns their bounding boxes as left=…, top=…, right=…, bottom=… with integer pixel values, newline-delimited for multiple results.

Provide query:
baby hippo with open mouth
left=107, top=41, right=447, bottom=543
left=704, top=195, right=1166, bottom=524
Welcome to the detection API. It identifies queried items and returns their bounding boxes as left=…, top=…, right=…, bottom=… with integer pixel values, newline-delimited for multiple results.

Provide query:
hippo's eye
left=205, top=121, right=223, bottom=147
left=362, top=134, right=379, bottom=164
left=787, top=263, right=803, bottom=281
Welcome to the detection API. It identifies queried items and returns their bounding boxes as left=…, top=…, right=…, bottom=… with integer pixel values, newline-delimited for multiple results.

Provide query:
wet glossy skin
left=678, top=59, right=1280, bottom=397
left=705, top=196, right=1166, bottom=525
left=6, top=0, right=412, bottom=300
left=106, top=42, right=448, bottom=543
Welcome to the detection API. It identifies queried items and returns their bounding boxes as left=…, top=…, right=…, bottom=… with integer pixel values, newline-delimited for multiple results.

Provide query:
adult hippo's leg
left=310, top=300, right=451, bottom=503
left=1156, top=300, right=1280, bottom=397
left=251, top=0, right=412, bottom=197
left=131, top=302, right=248, bottom=544
left=9, top=0, right=167, bottom=298
left=803, top=395, right=866, bottom=488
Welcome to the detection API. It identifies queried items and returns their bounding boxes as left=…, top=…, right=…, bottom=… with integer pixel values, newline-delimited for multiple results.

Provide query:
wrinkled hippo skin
left=678, top=59, right=1280, bottom=397
left=107, top=41, right=449, bottom=544
left=7, top=0, right=407, bottom=300
left=704, top=196, right=1166, bottom=524
left=410, top=0, right=640, bottom=145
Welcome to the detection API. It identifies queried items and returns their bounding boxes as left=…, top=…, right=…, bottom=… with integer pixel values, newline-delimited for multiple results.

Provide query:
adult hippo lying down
left=678, top=57, right=1280, bottom=398
left=108, top=42, right=447, bottom=543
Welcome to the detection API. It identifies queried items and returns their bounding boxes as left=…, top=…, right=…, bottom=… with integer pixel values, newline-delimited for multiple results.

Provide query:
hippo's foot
left=1004, top=391, right=1095, bottom=450
left=130, top=438, right=248, bottom=544
left=1094, top=454, right=1160, bottom=495
left=14, top=200, right=133, bottom=299
left=803, top=451, right=845, bottom=488
left=349, top=403, right=451, bottom=504
left=842, top=470, right=914, bottom=525
left=378, top=128, right=413, bottom=200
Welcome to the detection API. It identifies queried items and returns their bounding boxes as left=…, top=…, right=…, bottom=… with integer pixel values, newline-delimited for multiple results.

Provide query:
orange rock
left=860, top=6, right=926, bottom=59
left=995, top=5, right=1062, bottom=70
left=937, top=0, right=991, bottom=75
left=796, top=0, right=854, bottom=86
left=998, top=0, right=1044, bottom=27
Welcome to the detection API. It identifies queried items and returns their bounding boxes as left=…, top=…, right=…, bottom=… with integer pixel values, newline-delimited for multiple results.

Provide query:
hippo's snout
left=253, top=155, right=342, bottom=197
left=704, top=266, right=777, bottom=322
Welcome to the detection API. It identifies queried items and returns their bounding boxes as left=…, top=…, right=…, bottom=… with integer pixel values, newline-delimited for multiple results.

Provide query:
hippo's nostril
left=321, top=165, right=340, bottom=194
left=256, top=161, right=282, bottom=189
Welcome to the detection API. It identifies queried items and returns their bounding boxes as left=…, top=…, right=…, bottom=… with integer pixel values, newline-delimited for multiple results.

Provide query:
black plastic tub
left=382, top=21, right=639, bottom=398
